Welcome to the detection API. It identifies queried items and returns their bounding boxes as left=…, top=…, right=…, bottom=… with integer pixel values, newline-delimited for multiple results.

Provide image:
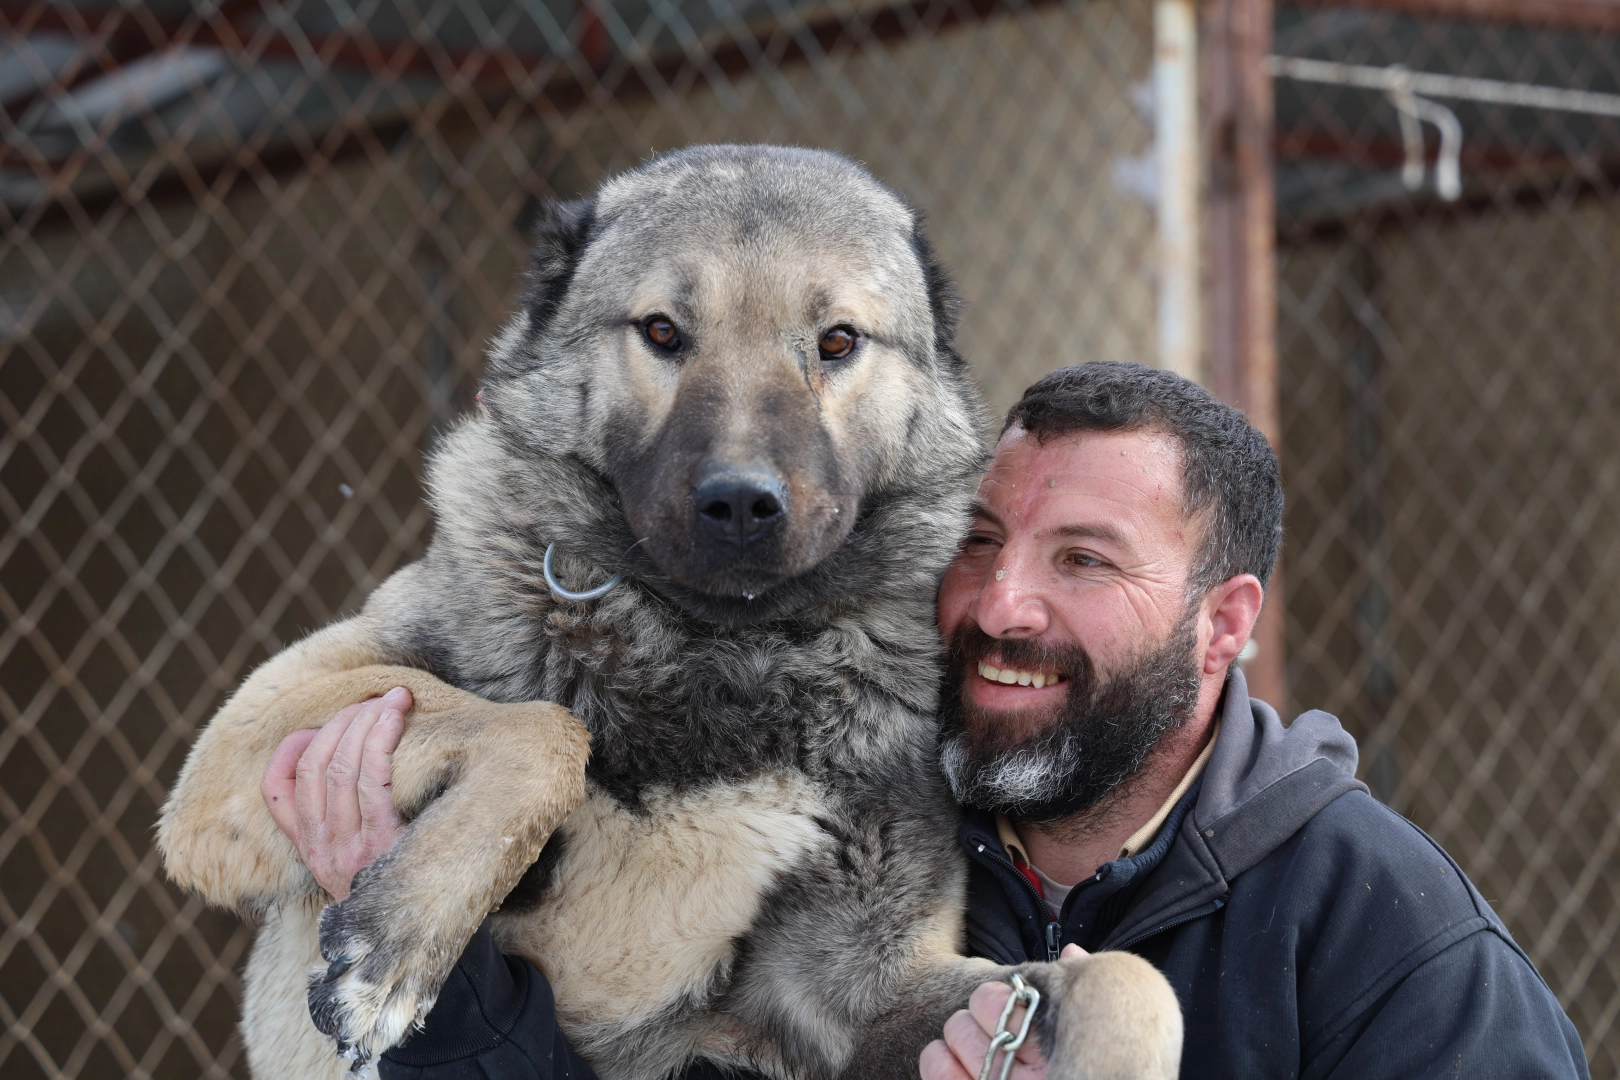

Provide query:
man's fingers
left=1060, top=943, right=1088, bottom=959
left=943, top=1006, right=993, bottom=1063
left=324, top=698, right=386, bottom=842
left=967, top=980, right=1014, bottom=1041
left=329, top=699, right=373, bottom=728
left=937, top=981, right=1054, bottom=1080
left=919, top=1037, right=975, bottom=1080
left=294, top=709, right=357, bottom=836
left=262, top=728, right=319, bottom=841
left=357, top=702, right=406, bottom=847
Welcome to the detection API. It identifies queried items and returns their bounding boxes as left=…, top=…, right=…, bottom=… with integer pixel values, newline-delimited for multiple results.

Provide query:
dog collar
left=543, top=543, right=623, bottom=603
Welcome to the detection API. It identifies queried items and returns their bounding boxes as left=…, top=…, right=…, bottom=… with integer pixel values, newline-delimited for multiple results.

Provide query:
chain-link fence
left=1274, top=3, right=1620, bottom=1071
left=0, top=0, right=1615, bottom=1077
left=0, top=2, right=1159, bottom=1076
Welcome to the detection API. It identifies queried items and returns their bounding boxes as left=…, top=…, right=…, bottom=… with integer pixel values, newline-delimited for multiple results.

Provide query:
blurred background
left=0, top=0, right=1616, bottom=1076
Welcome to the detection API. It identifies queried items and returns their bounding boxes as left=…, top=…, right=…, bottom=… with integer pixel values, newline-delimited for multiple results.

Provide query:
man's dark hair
left=1002, top=361, right=1283, bottom=593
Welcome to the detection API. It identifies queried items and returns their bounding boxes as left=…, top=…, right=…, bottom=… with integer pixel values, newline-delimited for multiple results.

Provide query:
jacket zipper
left=974, top=842, right=1063, bottom=961
left=1044, top=920, right=1062, bottom=960
left=1109, top=897, right=1226, bottom=952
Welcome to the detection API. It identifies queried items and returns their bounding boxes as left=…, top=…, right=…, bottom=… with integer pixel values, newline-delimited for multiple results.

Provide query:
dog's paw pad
left=304, top=899, right=432, bottom=1066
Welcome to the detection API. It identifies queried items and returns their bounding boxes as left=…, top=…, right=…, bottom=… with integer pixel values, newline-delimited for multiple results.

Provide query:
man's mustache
left=945, top=624, right=1094, bottom=694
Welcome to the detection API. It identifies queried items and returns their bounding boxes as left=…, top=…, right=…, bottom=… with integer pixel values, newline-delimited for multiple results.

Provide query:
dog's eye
left=818, top=326, right=857, bottom=362
left=643, top=317, right=682, bottom=352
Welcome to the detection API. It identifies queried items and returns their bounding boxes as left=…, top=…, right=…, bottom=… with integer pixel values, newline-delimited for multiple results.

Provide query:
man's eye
left=1066, top=551, right=1103, bottom=568
left=643, top=316, right=682, bottom=352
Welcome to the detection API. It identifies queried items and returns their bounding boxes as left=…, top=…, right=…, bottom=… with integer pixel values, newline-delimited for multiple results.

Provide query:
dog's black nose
left=692, top=467, right=788, bottom=546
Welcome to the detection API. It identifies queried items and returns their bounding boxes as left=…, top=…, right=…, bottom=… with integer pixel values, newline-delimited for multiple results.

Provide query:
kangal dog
left=159, top=145, right=1181, bottom=1080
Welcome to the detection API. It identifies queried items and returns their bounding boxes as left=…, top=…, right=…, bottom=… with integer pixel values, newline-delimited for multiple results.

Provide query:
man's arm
left=1307, top=928, right=1589, bottom=1080
left=377, top=921, right=600, bottom=1080
left=264, top=699, right=763, bottom=1080
left=378, top=927, right=754, bottom=1080
left=265, top=696, right=600, bottom=1079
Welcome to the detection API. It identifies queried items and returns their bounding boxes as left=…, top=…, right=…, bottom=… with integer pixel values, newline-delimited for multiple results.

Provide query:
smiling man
left=919, top=363, right=1587, bottom=1080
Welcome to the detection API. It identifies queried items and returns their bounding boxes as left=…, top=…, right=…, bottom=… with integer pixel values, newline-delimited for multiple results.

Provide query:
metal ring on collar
left=543, top=543, right=623, bottom=602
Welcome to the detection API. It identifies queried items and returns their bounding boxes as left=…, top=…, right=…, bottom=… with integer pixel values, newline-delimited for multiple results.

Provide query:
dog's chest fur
left=491, top=773, right=832, bottom=1065
left=445, top=605, right=934, bottom=1077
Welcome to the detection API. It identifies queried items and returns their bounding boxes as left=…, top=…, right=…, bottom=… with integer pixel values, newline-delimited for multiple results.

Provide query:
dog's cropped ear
left=521, top=197, right=597, bottom=334
left=485, top=198, right=597, bottom=387
left=910, top=216, right=963, bottom=354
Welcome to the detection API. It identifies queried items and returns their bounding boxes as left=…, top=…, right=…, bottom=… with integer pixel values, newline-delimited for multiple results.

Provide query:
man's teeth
left=977, top=661, right=1063, bottom=689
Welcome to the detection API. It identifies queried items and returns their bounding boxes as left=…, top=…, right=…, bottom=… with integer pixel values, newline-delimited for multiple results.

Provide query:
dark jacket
left=380, top=671, right=1588, bottom=1079
left=962, top=669, right=1588, bottom=1079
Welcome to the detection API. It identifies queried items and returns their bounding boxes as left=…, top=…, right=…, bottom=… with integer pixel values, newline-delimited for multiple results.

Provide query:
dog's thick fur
left=159, top=146, right=1181, bottom=1080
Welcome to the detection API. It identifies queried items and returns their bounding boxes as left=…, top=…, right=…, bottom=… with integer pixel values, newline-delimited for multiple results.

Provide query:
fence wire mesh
left=1274, top=4, right=1620, bottom=1072
left=0, top=2, right=1157, bottom=1076
left=0, top=0, right=1614, bottom=1077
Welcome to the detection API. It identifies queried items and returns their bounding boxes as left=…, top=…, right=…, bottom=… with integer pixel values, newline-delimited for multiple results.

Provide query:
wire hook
left=1386, top=67, right=1462, bottom=201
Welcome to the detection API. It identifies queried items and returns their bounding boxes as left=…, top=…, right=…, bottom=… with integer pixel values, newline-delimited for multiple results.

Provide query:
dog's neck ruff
left=543, top=542, right=624, bottom=603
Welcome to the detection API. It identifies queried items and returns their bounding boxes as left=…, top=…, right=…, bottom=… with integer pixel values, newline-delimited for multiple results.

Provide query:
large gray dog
left=158, top=145, right=1181, bottom=1080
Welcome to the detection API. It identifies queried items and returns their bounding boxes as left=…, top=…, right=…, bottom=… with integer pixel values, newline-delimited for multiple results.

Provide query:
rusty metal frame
left=1201, top=0, right=1286, bottom=709
left=0, top=0, right=1065, bottom=218
left=1287, top=0, right=1620, bottom=32
left=0, top=0, right=1067, bottom=104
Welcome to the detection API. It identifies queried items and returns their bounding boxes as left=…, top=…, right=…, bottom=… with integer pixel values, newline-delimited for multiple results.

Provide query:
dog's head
left=483, top=145, right=983, bottom=623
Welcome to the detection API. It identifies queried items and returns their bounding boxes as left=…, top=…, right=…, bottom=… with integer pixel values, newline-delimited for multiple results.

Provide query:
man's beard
left=937, top=609, right=1203, bottom=826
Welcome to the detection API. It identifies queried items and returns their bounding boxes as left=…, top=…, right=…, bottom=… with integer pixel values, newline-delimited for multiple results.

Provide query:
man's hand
left=260, top=686, right=411, bottom=900
left=919, top=944, right=1087, bottom=1080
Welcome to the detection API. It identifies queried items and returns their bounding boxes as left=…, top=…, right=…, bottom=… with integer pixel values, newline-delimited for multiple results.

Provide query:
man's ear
left=1202, top=574, right=1265, bottom=675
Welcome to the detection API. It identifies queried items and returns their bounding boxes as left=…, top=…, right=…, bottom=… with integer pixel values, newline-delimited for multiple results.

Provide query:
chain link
left=979, top=973, right=1042, bottom=1080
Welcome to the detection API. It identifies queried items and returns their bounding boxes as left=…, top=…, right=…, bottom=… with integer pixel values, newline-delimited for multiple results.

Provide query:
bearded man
left=920, top=364, right=1586, bottom=1080
left=266, top=363, right=1587, bottom=1080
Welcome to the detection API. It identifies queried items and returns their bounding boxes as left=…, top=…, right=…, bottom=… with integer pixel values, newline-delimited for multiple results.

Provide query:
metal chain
left=978, top=973, right=1042, bottom=1080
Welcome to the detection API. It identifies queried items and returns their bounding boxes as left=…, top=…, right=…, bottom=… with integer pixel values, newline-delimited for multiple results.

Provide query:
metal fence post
left=1156, top=0, right=1204, bottom=384
left=1202, top=0, right=1286, bottom=710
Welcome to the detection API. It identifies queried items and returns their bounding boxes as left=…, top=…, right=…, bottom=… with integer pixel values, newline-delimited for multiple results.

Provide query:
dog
left=158, top=145, right=1182, bottom=1080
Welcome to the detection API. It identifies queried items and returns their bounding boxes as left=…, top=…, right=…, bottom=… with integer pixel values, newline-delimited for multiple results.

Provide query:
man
left=266, top=363, right=1588, bottom=1079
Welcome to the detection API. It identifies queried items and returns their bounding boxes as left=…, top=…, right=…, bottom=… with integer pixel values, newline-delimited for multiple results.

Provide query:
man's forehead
left=970, top=425, right=1191, bottom=550
left=983, top=426, right=1184, bottom=496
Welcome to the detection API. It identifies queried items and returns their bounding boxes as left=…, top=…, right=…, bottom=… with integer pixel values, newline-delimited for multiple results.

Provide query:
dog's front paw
left=306, top=863, right=466, bottom=1070
left=1035, top=952, right=1182, bottom=1080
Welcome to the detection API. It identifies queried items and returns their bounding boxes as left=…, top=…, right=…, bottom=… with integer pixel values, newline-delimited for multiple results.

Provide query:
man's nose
left=971, top=556, right=1051, bottom=639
